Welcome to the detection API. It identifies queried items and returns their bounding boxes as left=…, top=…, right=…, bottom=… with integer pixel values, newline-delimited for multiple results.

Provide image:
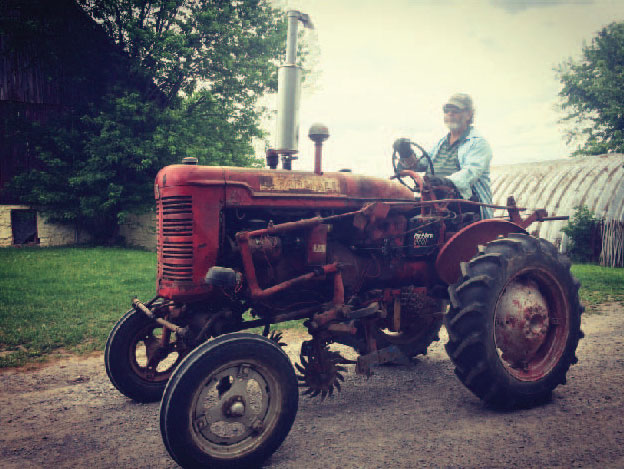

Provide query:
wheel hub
left=495, top=279, right=550, bottom=368
left=223, top=396, right=246, bottom=418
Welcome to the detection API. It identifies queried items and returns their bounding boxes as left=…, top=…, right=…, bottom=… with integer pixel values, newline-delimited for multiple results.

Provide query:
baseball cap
left=444, top=93, right=473, bottom=112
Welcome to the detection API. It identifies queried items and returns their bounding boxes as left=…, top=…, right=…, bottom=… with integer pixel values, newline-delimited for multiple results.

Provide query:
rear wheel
left=105, top=308, right=187, bottom=402
left=445, top=233, right=583, bottom=408
left=375, top=288, right=444, bottom=358
left=160, top=333, right=298, bottom=469
left=375, top=314, right=443, bottom=358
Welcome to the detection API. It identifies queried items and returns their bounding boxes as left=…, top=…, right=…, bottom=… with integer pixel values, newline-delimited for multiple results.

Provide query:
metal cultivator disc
left=295, top=344, right=347, bottom=400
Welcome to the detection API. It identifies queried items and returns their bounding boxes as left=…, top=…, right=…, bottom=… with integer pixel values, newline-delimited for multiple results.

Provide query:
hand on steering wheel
left=391, top=138, right=434, bottom=192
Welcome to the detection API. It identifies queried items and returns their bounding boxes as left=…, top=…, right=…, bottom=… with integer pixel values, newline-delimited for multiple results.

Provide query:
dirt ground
left=1, top=303, right=624, bottom=469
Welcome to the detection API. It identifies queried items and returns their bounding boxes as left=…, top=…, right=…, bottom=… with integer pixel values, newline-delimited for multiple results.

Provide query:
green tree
left=6, top=0, right=296, bottom=242
left=562, top=205, right=600, bottom=263
left=556, top=21, right=624, bottom=155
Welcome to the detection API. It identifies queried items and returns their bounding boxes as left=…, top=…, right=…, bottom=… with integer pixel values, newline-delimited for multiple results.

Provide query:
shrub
left=562, top=206, right=600, bottom=262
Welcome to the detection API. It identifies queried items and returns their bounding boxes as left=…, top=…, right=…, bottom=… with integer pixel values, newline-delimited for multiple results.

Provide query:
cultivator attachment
left=295, top=339, right=352, bottom=400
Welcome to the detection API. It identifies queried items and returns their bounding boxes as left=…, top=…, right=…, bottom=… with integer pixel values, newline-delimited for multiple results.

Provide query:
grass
left=0, top=247, right=156, bottom=367
left=0, top=247, right=303, bottom=368
left=571, top=263, right=624, bottom=308
left=0, top=247, right=622, bottom=368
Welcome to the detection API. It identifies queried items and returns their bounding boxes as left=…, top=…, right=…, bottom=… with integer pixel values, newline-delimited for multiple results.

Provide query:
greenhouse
left=491, top=153, right=624, bottom=267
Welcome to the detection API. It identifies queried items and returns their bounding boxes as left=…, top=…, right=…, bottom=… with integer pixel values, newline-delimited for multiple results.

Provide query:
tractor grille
left=161, top=196, right=193, bottom=237
left=162, top=241, right=193, bottom=259
left=158, top=195, right=193, bottom=282
left=161, top=257, right=193, bottom=281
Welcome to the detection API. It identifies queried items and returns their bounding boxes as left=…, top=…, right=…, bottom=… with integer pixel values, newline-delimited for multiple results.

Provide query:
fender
left=436, top=219, right=527, bottom=285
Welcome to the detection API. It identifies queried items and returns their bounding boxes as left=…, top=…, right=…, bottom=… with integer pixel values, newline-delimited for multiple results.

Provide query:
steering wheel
left=391, top=139, right=435, bottom=192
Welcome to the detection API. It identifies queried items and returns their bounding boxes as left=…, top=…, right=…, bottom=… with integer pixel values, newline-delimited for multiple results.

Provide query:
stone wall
left=1, top=205, right=157, bottom=250
left=0, top=205, right=91, bottom=247
left=0, top=205, right=26, bottom=246
left=119, top=211, right=157, bottom=251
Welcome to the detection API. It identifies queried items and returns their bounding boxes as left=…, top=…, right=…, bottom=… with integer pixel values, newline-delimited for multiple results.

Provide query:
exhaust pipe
left=274, top=11, right=313, bottom=161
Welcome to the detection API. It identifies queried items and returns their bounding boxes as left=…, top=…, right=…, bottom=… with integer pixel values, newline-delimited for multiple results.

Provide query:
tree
left=556, top=21, right=624, bottom=156
left=6, top=0, right=295, bottom=242
left=561, top=205, right=600, bottom=263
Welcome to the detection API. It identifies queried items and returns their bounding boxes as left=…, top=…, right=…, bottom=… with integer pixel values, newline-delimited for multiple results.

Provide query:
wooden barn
left=0, top=0, right=146, bottom=246
left=491, top=154, right=624, bottom=267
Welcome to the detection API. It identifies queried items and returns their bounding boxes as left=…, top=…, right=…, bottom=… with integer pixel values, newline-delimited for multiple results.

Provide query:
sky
left=259, top=0, right=624, bottom=178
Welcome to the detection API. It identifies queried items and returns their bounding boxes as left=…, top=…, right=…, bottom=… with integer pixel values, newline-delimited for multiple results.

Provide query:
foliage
left=9, top=94, right=173, bottom=240
left=556, top=22, right=624, bottom=155
left=8, top=90, right=265, bottom=241
left=4, top=0, right=302, bottom=241
left=562, top=205, right=600, bottom=263
left=78, top=0, right=287, bottom=105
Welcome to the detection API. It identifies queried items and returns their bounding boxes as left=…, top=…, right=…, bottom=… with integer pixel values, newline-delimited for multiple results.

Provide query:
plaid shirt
left=429, top=127, right=493, bottom=219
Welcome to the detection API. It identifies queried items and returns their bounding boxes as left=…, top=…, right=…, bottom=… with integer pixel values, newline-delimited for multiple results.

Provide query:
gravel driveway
left=1, top=303, right=623, bottom=468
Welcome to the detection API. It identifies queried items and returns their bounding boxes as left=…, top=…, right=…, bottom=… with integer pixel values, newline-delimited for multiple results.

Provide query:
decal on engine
left=258, top=175, right=340, bottom=193
left=413, top=232, right=435, bottom=246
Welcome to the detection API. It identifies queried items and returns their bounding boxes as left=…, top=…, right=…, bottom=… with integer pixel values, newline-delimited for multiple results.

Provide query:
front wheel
left=445, top=233, right=583, bottom=408
left=160, top=333, right=299, bottom=469
left=105, top=307, right=187, bottom=402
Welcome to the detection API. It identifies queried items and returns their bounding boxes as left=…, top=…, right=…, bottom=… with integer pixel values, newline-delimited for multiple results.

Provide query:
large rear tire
left=160, top=333, right=299, bottom=469
left=445, top=233, right=583, bottom=408
left=105, top=308, right=186, bottom=402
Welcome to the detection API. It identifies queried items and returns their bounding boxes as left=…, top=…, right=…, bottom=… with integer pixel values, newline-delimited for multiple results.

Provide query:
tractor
left=104, top=10, right=583, bottom=469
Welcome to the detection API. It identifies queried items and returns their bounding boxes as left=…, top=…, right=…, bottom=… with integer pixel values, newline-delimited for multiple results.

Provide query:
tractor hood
left=155, top=165, right=414, bottom=205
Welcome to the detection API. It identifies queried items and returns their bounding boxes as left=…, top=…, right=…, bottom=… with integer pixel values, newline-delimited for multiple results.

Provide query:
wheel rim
left=188, top=359, right=282, bottom=460
left=379, top=314, right=440, bottom=345
left=494, top=267, right=570, bottom=381
left=128, top=324, right=184, bottom=383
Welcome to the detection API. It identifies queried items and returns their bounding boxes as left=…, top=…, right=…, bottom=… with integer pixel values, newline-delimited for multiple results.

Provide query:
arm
left=447, top=137, right=492, bottom=200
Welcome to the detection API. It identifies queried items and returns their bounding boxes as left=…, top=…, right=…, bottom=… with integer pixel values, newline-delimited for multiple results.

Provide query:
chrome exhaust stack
left=270, top=10, right=313, bottom=170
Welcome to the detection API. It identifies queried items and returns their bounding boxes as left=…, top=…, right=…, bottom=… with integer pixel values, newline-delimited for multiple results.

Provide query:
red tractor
left=104, top=11, right=582, bottom=469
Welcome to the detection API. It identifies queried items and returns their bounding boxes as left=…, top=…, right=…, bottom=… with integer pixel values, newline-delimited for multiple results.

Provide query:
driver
left=402, top=93, right=493, bottom=219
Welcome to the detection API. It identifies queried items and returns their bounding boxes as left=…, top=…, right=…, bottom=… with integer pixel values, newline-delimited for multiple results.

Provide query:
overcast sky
left=260, top=0, right=624, bottom=177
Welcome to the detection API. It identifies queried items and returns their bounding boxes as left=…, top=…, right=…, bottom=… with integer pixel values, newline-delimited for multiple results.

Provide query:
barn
left=491, top=154, right=624, bottom=266
left=0, top=0, right=158, bottom=248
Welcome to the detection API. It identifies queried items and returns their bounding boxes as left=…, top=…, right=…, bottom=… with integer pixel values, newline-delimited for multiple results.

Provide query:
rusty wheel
left=160, top=333, right=298, bottom=469
left=445, top=233, right=583, bottom=408
left=105, top=308, right=187, bottom=402
left=374, top=287, right=443, bottom=358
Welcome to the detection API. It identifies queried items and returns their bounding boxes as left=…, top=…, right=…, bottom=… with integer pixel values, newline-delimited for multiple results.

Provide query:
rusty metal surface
left=155, top=173, right=224, bottom=301
left=157, top=164, right=414, bottom=204
left=492, top=266, right=571, bottom=382
left=435, top=219, right=527, bottom=285
left=132, top=298, right=186, bottom=336
left=494, top=280, right=549, bottom=368
left=307, top=224, right=328, bottom=265
left=491, top=154, right=624, bottom=248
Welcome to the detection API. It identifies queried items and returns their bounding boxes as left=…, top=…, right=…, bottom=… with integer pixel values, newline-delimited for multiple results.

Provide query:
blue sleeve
left=447, top=137, right=492, bottom=199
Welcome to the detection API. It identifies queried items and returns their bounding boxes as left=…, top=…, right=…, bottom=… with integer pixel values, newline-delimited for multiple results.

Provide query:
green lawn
left=571, top=263, right=624, bottom=307
left=0, top=247, right=622, bottom=368
left=0, top=247, right=156, bottom=367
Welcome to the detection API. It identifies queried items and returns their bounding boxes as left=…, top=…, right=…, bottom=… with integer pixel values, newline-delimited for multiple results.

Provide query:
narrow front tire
left=160, top=333, right=299, bottom=469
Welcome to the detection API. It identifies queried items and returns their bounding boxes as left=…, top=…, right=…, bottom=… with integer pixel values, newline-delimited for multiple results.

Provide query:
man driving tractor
left=399, top=93, right=493, bottom=219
